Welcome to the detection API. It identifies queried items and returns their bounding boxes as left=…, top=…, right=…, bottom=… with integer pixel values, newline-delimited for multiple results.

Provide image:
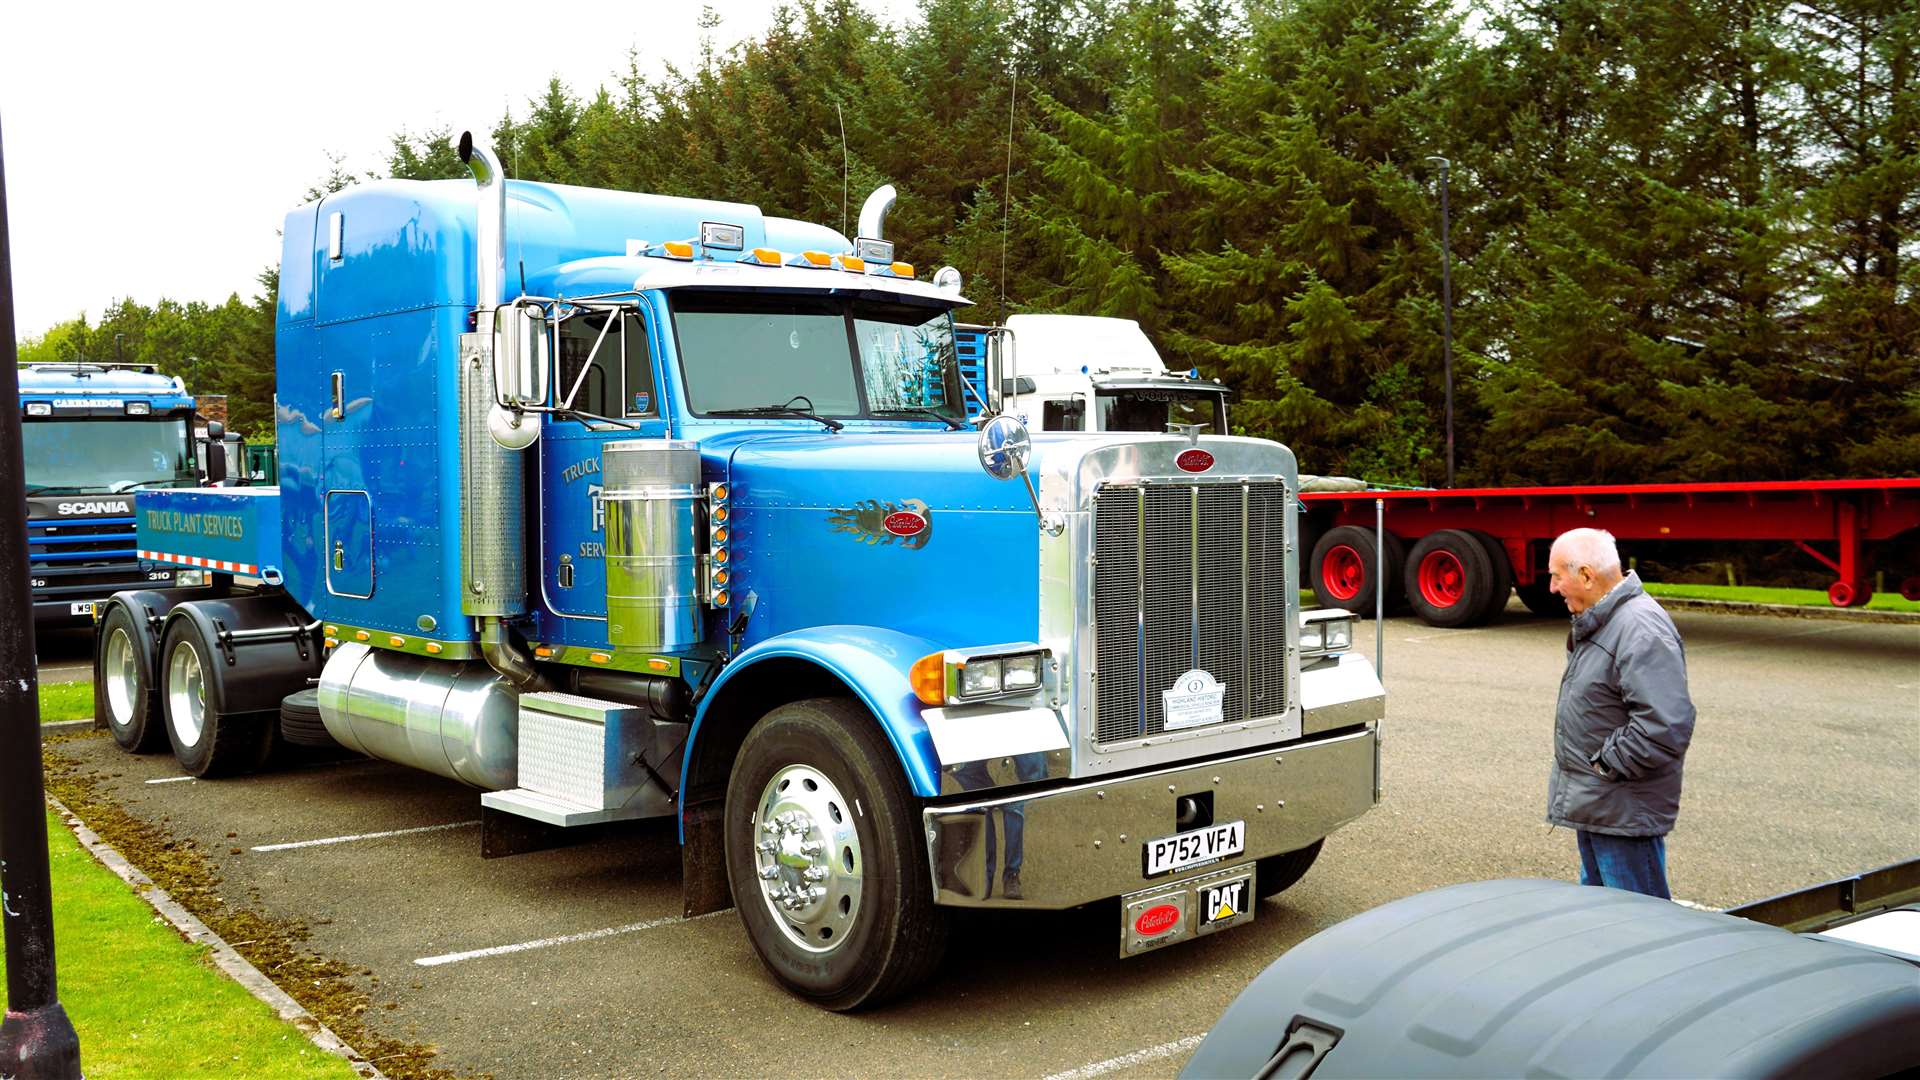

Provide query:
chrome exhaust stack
left=454, top=131, right=541, bottom=688
left=858, top=184, right=896, bottom=240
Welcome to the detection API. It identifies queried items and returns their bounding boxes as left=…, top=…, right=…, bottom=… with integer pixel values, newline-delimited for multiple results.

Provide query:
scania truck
left=94, top=133, right=1384, bottom=1009
left=18, top=362, right=213, bottom=626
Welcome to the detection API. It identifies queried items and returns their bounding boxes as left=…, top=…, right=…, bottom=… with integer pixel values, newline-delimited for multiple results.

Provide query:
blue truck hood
left=713, top=429, right=1042, bottom=651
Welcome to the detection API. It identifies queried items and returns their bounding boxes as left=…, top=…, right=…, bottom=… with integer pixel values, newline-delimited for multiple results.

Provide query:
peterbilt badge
left=828, top=498, right=932, bottom=549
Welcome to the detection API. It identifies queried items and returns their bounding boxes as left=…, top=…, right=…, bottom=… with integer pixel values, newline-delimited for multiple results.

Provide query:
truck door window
left=558, top=313, right=613, bottom=417
left=1043, top=399, right=1085, bottom=431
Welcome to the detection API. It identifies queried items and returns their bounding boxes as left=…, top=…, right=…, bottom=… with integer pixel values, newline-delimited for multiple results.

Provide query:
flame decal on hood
left=827, top=498, right=933, bottom=549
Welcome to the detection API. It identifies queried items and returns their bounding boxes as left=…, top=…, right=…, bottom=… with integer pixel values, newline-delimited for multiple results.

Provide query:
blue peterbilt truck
left=17, top=362, right=216, bottom=626
left=93, top=133, right=1385, bottom=1009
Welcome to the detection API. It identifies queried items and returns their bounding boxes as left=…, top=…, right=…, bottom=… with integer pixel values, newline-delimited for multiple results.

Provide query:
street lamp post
left=1425, top=155, right=1455, bottom=489
left=0, top=115, right=85, bottom=1080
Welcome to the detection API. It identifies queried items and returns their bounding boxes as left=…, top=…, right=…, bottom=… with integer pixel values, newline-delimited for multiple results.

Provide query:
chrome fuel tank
left=602, top=439, right=702, bottom=651
left=317, top=642, right=519, bottom=789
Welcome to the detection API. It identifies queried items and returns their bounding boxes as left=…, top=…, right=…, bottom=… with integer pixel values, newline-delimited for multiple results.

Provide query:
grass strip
left=39, top=733, right=456, bottom=1079
left=1643, top=582, right=1920, bottom=612
left=39, top=680, right=93, bottom=723
left=0, top=808, right=361, bottom=1079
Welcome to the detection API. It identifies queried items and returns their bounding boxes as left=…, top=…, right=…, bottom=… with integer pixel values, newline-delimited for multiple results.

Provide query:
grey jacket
left=1546, top=572, right=1696, bottom=837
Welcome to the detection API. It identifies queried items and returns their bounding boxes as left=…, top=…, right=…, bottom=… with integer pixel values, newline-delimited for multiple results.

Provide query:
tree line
left=20, top=0, right=1915, bottom=483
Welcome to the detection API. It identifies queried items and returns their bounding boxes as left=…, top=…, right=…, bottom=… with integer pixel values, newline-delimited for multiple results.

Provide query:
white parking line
left=1043, top=1034, right=1208, bottom=1080
left=145, top=776, right=195, bottom=785
left=251, top=820, right=480, bottom=852
left=413, top=911, right=725, bottom=967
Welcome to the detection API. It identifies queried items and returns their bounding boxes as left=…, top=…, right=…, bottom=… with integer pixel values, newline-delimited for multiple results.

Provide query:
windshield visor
left=1095, top=387, right=1229, bottom=434
left=22, top=418, right=197, bottom=494
left=672, top=293, right=965, bottom=422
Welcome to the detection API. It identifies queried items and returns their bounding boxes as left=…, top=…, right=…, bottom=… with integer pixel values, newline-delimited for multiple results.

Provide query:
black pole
left=0, top=114, right=85, bottom=1079
left=1426, top=155, right=1455, bottom=489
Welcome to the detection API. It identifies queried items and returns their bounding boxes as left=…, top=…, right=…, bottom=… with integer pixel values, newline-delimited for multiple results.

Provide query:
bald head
left=1548, top=528, right=1625, bottom=615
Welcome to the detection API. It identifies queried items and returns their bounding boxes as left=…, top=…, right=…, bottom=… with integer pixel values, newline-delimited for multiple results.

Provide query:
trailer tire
left=1467, top=529, right=1515, bottom=622
left=1254, top=838, right=1325, bottom=899
left=1902, top=576, right=1920, bottom=603
left=1405, top=530, right=1497, bottom=628
left=159, top=617, right=275, bottom=778
left=1310, top=526, right=1405, bottom=615
left=1515, top=581, right=1566, bottom=618
left=725, top=698, right=948, bottom=1010
left=98, top=605, right=167, bottom=753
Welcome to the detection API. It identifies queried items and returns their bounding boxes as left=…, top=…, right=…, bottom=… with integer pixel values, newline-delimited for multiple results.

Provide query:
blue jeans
left=1577, top=831, right=1670, bottom=899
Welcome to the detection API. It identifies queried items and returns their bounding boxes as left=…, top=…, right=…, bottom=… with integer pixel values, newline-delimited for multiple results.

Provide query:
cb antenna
left=838, top=103, right=849, bottom=238
left=1000, top=65, right=1017, bottom=315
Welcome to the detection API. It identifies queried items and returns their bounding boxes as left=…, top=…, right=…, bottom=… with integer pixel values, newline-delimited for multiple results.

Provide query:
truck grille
left=1092, top=481, right=1289, bottom=746
left=29, top=517, right=138, bottom=565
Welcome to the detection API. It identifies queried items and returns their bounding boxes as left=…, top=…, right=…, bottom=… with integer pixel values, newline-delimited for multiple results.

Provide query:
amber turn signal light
left=911, top=652, right=948, bottom=706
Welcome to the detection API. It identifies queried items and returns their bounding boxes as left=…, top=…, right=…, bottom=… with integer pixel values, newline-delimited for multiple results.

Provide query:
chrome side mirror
left=493, top=304, right=550, bottom=408
left=977, top=414, right=1031, bottom=480
left=977, top=414, right=1061, bottom=536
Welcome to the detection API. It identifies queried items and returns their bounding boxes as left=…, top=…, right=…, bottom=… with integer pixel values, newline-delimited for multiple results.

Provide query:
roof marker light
left=700, top=221, right=746, bottom=250
left=792, top=250, right=832, bottom=268
left=839, top=255, right=866, bottom=272
left=744, top=247, right=783, bottom=266
left=890, top=262, right=915, bottom=278
left=660, top=240, right=695, bottom=259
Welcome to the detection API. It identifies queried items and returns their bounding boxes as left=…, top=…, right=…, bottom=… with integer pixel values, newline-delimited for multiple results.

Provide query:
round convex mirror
left=977, top=414, right=1032, bottom=481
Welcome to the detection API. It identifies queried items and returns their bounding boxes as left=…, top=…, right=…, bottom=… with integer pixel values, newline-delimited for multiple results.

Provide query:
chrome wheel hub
left=751, top=764, right=862, bottom=954
left=166, top=639, right=206, bottom=749
left=104, top=626, right=137, bottom=727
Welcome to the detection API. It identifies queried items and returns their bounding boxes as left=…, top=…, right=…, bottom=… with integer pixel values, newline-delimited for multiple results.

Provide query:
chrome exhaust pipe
left=453, top=131, right=541, bottom=688
left=457, top=131, right=506, bottom=312
left=858, top=184, right=896, bottom=240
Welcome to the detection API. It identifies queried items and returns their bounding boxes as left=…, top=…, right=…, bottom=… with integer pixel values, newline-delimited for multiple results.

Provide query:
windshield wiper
left=706, top=405, right=844, bottom=432
left=870, top=408, right=966, bottom=431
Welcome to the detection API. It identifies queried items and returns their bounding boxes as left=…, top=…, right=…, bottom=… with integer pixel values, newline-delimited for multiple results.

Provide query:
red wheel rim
left=1902, top=577, right=1920, bottom=603
left=1321, top=545, right=1366, bottom=601
left=1418, top=549, right=1466, bottom=608
left=1827, top=581, right=1856, bottom=607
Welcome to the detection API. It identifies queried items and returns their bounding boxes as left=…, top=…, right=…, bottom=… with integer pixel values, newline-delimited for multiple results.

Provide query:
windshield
left=671, top=293, right=965, bottom=422
left=1096, top=387, right=1229, bottom=435
left=21, top=418, right=197, bottom=494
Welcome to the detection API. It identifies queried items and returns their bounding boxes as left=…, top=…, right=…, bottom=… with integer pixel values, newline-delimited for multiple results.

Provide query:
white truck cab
left=957, top=314, right=1231, bottom=433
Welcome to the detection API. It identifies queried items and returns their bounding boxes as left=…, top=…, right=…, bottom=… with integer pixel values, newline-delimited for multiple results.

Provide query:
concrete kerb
left=45, top=795, right=384, bottom=1080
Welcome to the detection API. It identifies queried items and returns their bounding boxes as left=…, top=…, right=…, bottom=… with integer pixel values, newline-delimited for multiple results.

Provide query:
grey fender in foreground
left=1181, top=878, right=1920, bottom=1080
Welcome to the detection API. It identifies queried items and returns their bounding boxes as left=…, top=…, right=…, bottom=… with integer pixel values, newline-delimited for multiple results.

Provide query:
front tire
left=159, top=617, right=273, bottom=778
left=98, top=605, right=166, bottom=752
left=725, top=698, right=948, bottom=1010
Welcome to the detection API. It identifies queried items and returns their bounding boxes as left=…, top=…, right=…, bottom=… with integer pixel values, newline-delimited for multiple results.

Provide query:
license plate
left=69, top=602, right=94, bottom=616
left=1143, top=820, right=1245, bottom=877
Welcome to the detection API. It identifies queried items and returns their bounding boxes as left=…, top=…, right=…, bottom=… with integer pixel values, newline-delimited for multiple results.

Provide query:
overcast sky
left=1, top=0, right=918, bottom=342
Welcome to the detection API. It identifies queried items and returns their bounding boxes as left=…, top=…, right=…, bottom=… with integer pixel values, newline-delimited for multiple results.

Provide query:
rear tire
left=1255, top=838, right=1325, bottom=899
left=160, top=617, right=274, bottom=778
left=1404, top=529, right=1497, bottom=628
left=98, top=605, right=166, bottom=753
left=1467, top=529, right=1514, bottom=623
left=1309, top=526, right=1406, bottom=615
left=725, top=698, right=948, bottom=1010
left=1516, top=580, right=1566, bottom=618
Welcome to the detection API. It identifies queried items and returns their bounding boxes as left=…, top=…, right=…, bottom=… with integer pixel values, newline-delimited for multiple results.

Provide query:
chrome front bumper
left=923, top=725, right=1379, bottom=909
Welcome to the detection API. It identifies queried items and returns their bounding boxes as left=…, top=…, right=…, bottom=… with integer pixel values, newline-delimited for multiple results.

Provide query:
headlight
left=910, top=643, right=1051, bottom=706
left=125, top=401, right=151, bottom=416
left=1299, top=608, right=1355, bottom=658
left=175, top=569, right=208, bottom=587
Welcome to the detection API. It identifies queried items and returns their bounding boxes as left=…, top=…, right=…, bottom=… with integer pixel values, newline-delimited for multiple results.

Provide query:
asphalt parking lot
left=47, top=604, right=1920, bottom=1079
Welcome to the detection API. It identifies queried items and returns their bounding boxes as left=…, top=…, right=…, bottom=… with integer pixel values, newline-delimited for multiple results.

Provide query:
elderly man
left=1546, top=527, right=1696, bottom=899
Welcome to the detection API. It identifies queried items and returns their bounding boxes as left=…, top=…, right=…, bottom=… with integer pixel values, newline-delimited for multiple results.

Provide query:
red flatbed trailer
left=1299, top=478, right=1920, bottom=627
